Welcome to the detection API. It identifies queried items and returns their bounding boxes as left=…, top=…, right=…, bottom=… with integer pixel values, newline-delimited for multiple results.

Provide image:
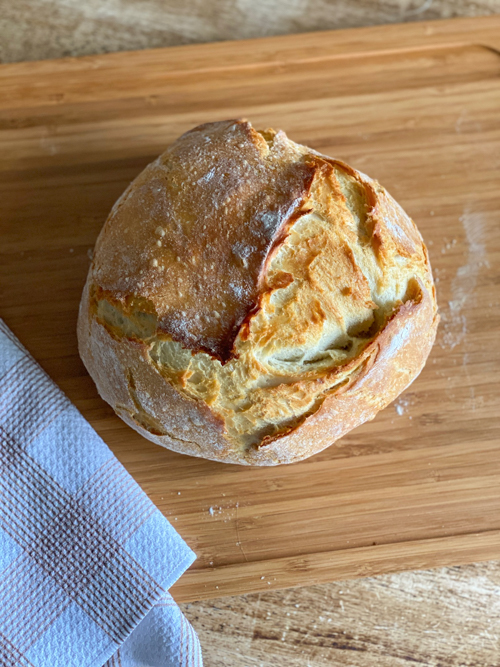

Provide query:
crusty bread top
left=93, top=119, right=316, bottom=360
left=88, top=119, right=437, bottom=454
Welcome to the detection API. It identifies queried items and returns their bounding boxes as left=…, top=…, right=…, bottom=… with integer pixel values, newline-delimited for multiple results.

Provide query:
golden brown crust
left=78, top=119, right=439, bottom=466
left=92, top=119, right=316, bottom=361
left=78, top=279, right=232, bottom=461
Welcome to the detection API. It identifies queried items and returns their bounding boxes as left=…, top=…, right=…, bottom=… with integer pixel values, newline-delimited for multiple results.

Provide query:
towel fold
left=0, top=319, right=202, bottom=666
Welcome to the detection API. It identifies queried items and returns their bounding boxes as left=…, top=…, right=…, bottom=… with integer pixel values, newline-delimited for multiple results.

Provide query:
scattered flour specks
left=440, top=207, right=487, bottom=350
left=394, top=396, right=410, bottom=416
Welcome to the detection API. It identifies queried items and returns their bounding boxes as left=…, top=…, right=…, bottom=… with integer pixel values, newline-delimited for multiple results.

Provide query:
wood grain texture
left=0, top=0, right=499, bottom=63
left=180, top=562, right=500, bottom=666
left=1, top=18, right=500, bottom=612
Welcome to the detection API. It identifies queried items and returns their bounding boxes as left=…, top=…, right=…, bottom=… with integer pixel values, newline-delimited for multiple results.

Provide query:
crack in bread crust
left=92, top=119, right=317, bottom=361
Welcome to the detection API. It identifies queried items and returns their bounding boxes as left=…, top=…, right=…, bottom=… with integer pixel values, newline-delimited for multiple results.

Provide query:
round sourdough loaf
left=78, top=119, right=438, bottom=465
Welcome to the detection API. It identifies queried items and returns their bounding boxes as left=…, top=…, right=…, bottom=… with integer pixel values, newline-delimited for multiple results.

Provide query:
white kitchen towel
left=0, top=318, right=202, bottom=667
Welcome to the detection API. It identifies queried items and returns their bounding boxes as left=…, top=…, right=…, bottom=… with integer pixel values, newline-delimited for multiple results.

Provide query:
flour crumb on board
left=208, top=504, right=231, bottom=517
left=440, top=238, right=457, bottom=254
left=394, top=396, right=410, bottom=416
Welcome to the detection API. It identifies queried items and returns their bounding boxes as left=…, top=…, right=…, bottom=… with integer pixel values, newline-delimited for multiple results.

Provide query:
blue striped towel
left=0, top=319, right=202, bottom=666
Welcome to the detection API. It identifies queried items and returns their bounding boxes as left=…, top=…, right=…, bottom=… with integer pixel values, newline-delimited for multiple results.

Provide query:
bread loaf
left=78, top=119, right=438, bottom=465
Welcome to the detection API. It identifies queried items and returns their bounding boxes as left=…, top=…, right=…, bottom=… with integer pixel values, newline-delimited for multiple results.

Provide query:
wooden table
left=2, top=2, right=500, bottom=665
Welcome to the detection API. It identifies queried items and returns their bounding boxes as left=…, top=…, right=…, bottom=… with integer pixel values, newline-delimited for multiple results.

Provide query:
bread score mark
left=91, top=278, right=428, bottom=451
left=92, top=119, right=318, bottom=363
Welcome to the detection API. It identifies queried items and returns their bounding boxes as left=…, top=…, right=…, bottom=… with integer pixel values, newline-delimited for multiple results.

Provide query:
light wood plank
left=0, top=17, right=499, bottom=602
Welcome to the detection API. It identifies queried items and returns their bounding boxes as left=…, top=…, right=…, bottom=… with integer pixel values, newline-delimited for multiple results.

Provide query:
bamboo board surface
left=1, top=16, right=499, bottom=603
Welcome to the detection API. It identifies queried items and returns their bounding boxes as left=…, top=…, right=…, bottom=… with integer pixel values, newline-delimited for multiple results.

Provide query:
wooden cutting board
left=1, top=16, right=499, bottom=603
